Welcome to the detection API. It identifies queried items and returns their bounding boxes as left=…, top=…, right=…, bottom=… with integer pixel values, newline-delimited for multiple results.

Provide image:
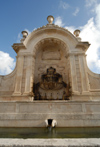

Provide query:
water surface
left=0, top=127, right=100, bottom=138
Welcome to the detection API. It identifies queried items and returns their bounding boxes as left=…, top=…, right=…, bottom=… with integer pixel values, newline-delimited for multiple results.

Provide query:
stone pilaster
left=69, top=54, right=79, bottom=94
left=23, top=55, right=35, bottom=96
left=79, top=55, right=89, bottom=93
left=13, top=55, right=24, bottom=96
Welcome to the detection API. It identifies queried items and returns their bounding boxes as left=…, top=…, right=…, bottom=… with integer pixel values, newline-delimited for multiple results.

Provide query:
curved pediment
left=12, top=23, right=90, bottom=55
left=24, top=24, right=78, bottom=48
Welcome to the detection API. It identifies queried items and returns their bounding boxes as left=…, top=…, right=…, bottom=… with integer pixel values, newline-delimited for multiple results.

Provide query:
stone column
left=13, top=55, right=24, bottom=96
left=79, top=54, right=89, bottom=93
left=69, top=54, right=79, bottom=94
left=23, top=55, right=35, bottom=96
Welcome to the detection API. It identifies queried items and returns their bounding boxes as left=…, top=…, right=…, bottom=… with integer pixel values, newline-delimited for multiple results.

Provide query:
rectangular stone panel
left=0, top=120, right=45, bottom=127
left=19, top=103, right=82, bottom=113
left=1, top=113, right=100, bottom=121
left=0, top=103, right=16, bottom=113
left=86, top=104, right=100, bottom=113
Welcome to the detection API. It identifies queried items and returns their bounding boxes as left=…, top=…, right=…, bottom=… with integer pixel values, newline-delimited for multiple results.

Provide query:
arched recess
left=24, top=26, right=78, bottom=50
left=22, top=27, right=78, bottom=97
left=32, top=38, right=71, bottom=100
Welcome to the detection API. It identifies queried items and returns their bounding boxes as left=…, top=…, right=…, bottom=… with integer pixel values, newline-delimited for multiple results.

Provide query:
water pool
left=0, top=127, right=100, bottom=138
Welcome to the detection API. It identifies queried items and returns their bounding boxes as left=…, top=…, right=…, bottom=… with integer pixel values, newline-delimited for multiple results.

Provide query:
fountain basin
left=0, top=127, right=100, bottom=138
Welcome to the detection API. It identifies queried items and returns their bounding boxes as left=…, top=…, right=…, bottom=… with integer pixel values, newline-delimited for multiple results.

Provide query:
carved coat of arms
left=40, top=67, right=66, bottom=90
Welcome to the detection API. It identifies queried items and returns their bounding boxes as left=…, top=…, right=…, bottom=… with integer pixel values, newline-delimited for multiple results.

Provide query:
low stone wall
left=0, top=101, right=100, bottom=127
left=0, top=139, right=100, bottom=146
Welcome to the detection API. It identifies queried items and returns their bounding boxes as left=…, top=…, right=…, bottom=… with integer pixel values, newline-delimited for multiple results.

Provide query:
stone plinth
left=0, top=101, right=100, bottom=127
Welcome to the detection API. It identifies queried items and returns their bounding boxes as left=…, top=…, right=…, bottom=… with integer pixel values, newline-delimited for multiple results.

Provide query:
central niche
left=33, top=38, right=71, bottom=100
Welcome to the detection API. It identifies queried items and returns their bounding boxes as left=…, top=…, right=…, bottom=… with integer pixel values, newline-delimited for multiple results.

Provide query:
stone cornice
left=76, top=42, right=90, bottom=52
left=65, top=52, right=85, bottom=58
left=12, top=43, right=26, bottom=53
left=16, top=53, right=36, bottom=58
left=33, top=24, right=71, bottom=35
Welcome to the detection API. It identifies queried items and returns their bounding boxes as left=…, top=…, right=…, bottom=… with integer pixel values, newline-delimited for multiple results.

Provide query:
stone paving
left=0, top=139, right=100, bottom=146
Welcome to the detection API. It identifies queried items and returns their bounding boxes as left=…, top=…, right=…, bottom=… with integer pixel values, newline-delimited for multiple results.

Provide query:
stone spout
left=45, top=119, right=57, bottom=128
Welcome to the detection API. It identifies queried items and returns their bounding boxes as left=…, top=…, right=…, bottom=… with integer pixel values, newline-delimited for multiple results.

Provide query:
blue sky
left=0, top=0, right=100, bottom=75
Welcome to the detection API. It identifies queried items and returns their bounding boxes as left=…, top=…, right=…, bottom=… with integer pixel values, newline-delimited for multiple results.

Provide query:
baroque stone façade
left=0, top=16, right=100, bottom=127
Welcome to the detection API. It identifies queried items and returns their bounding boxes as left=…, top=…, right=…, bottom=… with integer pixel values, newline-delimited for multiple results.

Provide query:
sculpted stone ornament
left=47, top=15, right=54, bottom=24
left=20, top=30, right=28, bottom=43
left=33, top=67, right=70, bottom=100
left=73, top=29, right=81, bottom=41
left=40, top=67, right=66, bottom=90
left=74, top=29, right=80, bottom=37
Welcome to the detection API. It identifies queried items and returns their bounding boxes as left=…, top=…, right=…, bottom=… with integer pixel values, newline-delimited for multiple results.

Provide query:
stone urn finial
left=47, top=15, right=54, bottom=24
left=74, top=29, right=80, bottom=37
left=20, top=30, right=28, bottom=43
left=22, top=31, right=28, bottom=39
left=74, top=29, right=81, bottom=41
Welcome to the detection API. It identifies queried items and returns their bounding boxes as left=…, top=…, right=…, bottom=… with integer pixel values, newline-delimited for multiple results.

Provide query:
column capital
left=76, top=42, right=90, bottom=52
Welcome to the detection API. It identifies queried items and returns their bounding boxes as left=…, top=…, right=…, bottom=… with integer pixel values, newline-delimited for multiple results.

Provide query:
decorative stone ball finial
left=21, top=31, right=28, bottom=39
left=47, top=15, right=54, bottom=24
left=74, top=29, right=80, bottom=37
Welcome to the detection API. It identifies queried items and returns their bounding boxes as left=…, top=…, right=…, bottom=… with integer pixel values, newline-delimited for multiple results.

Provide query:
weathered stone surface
left=0, top=16, right=99, bottom=100
left=0, top=16, right=100, bottom=127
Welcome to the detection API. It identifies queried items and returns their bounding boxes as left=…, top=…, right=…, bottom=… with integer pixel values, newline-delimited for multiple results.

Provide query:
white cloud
left=80, top=18, right=99, bottom=69
left=73, top=7, right=80, bottom=16
left=85, top=0, right=97, bottom=7
left=59, top=1, right=69, bottom=10
left=17, top=32, right=21, bottom=43
left=95, top=4, right=100, bottom=29
left=65, top=26, right=76, bottom=34
left=0, top=28, right=32, bottom=75
left=79, top=3, right=100, bottom=73
left=55, top=16, right=64, bottom=27
left=0, top=51, right=15, bottom=75
left=54, top=16, right=76, bottom=33
left=24, top=29, right=31, bottom=35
